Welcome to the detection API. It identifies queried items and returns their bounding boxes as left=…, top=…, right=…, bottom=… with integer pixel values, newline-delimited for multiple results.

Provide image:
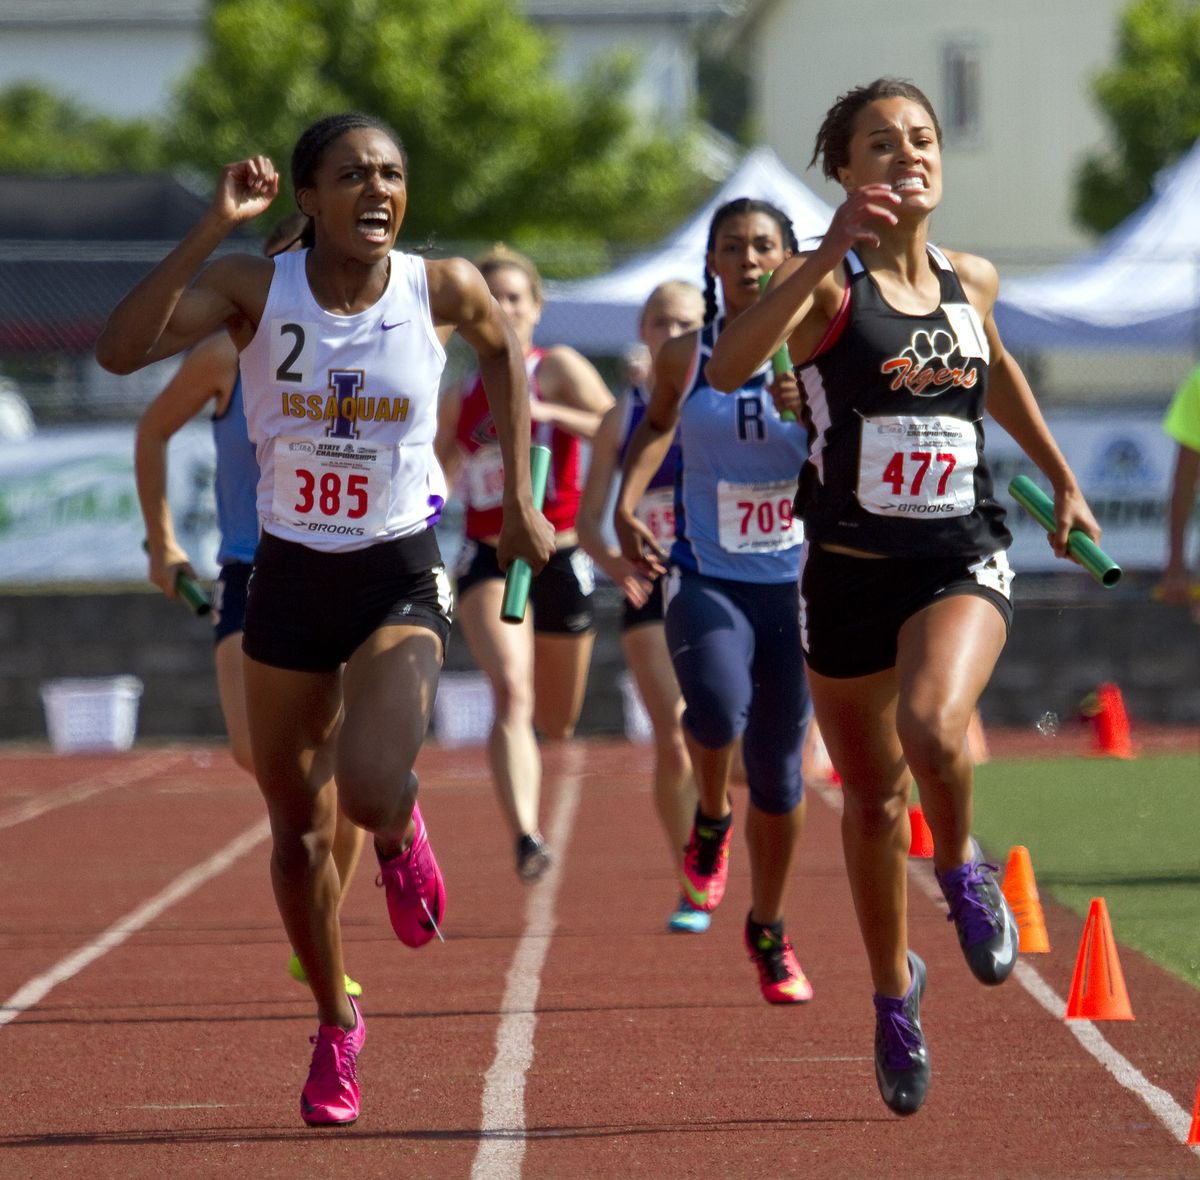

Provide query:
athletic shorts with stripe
left=453, top=539, right=595, bottom=635
left=243, top=528, right=453, bottom=673
left=799, top=544, right=1014, bottom=679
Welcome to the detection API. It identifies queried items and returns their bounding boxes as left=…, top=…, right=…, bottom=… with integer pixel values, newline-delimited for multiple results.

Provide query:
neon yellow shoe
left=287, top=952, right=363, bottom=998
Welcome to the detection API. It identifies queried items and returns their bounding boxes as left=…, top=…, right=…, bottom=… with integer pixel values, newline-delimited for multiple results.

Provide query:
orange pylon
left=1082, top=682, right=1136, bottom=759
left=1187, top=1080, right=1200, bottom=1146
left=1002, top=845, right=1050, bottom=953
left=1064, top=897, right=1134, bottom=1021
left=908, top=804, right=934, bottom=858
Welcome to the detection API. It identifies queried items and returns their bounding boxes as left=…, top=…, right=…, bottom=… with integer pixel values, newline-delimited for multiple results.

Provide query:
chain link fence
left=1, top=241, right=1196, bottom=429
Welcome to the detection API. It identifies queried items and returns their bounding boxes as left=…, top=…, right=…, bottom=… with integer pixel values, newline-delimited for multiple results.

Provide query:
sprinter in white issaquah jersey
left=95, top=112, right=554, bottom=1130
left=240, top=247, right=448, bottom=551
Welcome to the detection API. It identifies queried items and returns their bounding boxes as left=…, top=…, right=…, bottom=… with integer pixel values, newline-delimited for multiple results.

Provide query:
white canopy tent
left=995, top=138, right=1200, bottom=352
left=536, top=147, right=835, bottom=354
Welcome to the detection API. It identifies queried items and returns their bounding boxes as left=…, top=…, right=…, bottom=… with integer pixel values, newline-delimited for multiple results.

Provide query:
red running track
left=0, top=738, right=1197, bottom=1179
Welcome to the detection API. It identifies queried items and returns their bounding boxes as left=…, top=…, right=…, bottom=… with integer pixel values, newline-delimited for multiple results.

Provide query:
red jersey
left=454, top=348, right=583, bottom=539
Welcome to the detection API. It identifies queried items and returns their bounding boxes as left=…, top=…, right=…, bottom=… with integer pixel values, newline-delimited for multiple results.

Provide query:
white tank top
left=239, top=249, right=448, bottom=551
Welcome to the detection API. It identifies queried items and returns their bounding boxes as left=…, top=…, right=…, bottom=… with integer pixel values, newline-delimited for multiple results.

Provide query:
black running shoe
left=936, top=837, right=1019, bottom=985
left=515, top=833, right=552, bottom=882
left=873, top=951, right=930, bottom=1117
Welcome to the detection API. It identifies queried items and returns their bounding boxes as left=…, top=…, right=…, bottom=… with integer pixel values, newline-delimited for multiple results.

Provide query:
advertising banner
left=0, top=424, right=219, bottom=583
left=0, top=410, right=1188, bottom=583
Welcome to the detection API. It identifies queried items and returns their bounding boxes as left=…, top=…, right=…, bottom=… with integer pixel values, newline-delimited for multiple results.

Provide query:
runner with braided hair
left=614, top=197, right=816, bottom=1005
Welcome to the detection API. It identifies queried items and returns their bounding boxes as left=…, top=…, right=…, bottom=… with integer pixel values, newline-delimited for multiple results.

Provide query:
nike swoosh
left=381, top=319, right=410, bottom=331
left=681, top=878, right=708, bottom=907
left=877, top=1046, right=929, bottom=1101
left=993, top=912, right=1016, bottom=967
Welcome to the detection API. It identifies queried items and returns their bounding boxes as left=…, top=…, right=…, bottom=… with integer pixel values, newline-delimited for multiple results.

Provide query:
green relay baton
left=1008, top=475, right=1121, bottom=588
left=143, top=541, right=212, bottom=616
left=758, top=272, right=796, bottom=422
left=500, top=444, right=552, bottom=624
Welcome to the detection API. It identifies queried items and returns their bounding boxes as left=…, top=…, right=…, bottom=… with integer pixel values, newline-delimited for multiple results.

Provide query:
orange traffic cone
left=1188, top=1080, right=1200, bottom=1146
left=1002, top=845, right=1050, bottom=953
left=1064, top=897, right=1134, bottom=1020
left=1083, top=682, right=1135, bottom=759
left=908, top=804, right=934, bottom=858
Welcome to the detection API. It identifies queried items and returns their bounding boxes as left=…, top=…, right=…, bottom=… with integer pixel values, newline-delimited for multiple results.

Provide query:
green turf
left=968, top=753, right=1200, bottom=991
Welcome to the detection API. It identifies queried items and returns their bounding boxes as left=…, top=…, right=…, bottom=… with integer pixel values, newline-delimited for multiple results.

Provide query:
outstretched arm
left=613, top=334, right=692, bottom=576
left=95, top=157, right=279, bottom=374
left=533, top=346, right=614, bottom=440
left=433, top=383, right=467, bottom=491
left=577, top=399, right=652, bottom=607
left=1160, top=443, right=1199, bottom=604
left=135, top=333, right=238, bottom=598
left=961, top=253, right=1101, bottom=558
left=429, top=257, right=555, bottom=573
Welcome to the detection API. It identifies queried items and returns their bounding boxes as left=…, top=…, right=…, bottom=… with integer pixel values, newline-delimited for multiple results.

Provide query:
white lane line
left=0, top=818, right=270, bottom=1027
left=0, top=751, right=189, bottom=831
left=471, top=753, right=584, bottom=1180
left=813, top=780, right=1199, bottom=1155
left=1015, top=962, right=1200, bottom=1154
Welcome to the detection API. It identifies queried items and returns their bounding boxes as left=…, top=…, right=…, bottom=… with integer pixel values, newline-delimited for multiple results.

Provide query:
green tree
left=1075, top=0, right=1200, bottom=234
left=0, top=84, right=164, bottom=173
left=166, top=0, right=708, bottom=271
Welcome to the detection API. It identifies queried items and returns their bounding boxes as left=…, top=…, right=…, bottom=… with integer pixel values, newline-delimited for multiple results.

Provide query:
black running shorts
left=243, top=529, right=453, bottom=672
left=211, top=561, right=251, bottom=645
left=799, top=545, right=1014, bottom=679
left=453, top=540, right=595, bottom=635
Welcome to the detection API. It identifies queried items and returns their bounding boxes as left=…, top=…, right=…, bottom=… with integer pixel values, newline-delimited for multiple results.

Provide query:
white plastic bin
left=432, top=672, right=494, bottom=747
left=619, top=670, right=653, bottom=745
left=40, top=676, right=143, bottom=754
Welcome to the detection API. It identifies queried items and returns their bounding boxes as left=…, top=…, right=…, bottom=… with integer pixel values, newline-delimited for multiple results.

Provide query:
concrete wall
left=1, top=576, right=1196, bottom=748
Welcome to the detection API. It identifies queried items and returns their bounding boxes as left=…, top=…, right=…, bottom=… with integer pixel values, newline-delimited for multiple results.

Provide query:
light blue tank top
left=212, top=373, right=260, bottom=565
left=671, top=321, right=809, bottom=584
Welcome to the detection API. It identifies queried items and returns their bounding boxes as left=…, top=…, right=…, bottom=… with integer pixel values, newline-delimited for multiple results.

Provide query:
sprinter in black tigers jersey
left=708, top=78, right=1100, bottom=1117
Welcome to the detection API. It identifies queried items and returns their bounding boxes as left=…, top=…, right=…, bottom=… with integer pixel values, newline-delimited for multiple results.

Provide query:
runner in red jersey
left=437, top=244, right=613, bottom=880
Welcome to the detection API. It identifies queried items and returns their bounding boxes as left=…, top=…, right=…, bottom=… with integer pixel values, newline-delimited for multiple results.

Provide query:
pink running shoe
left=300, top=995, right=365, bottom=1127
left=745, top=922, right=813, bottom=1005
left=680, top=813, right=732, bottom=913
left=375, top=801, right=446, bottom=948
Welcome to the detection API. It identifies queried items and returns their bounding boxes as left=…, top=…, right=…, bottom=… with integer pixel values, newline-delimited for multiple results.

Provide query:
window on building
left=943, top=42, right=982, bottom=144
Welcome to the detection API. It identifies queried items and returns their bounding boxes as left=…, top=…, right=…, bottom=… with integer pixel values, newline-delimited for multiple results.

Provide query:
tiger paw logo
left=881, top=328, right=978, bottom=398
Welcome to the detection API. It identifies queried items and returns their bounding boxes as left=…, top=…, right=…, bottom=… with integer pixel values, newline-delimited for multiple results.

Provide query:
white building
left=733, top=0, right=1129, bottom=262
left=0, top=0, right=737, bottom=126
left=0, top=0, right=204, bottom=120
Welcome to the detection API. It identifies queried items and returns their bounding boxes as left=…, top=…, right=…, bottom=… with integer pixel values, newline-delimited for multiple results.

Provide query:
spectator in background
left=1158, top=365, right=1200, bottom=616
